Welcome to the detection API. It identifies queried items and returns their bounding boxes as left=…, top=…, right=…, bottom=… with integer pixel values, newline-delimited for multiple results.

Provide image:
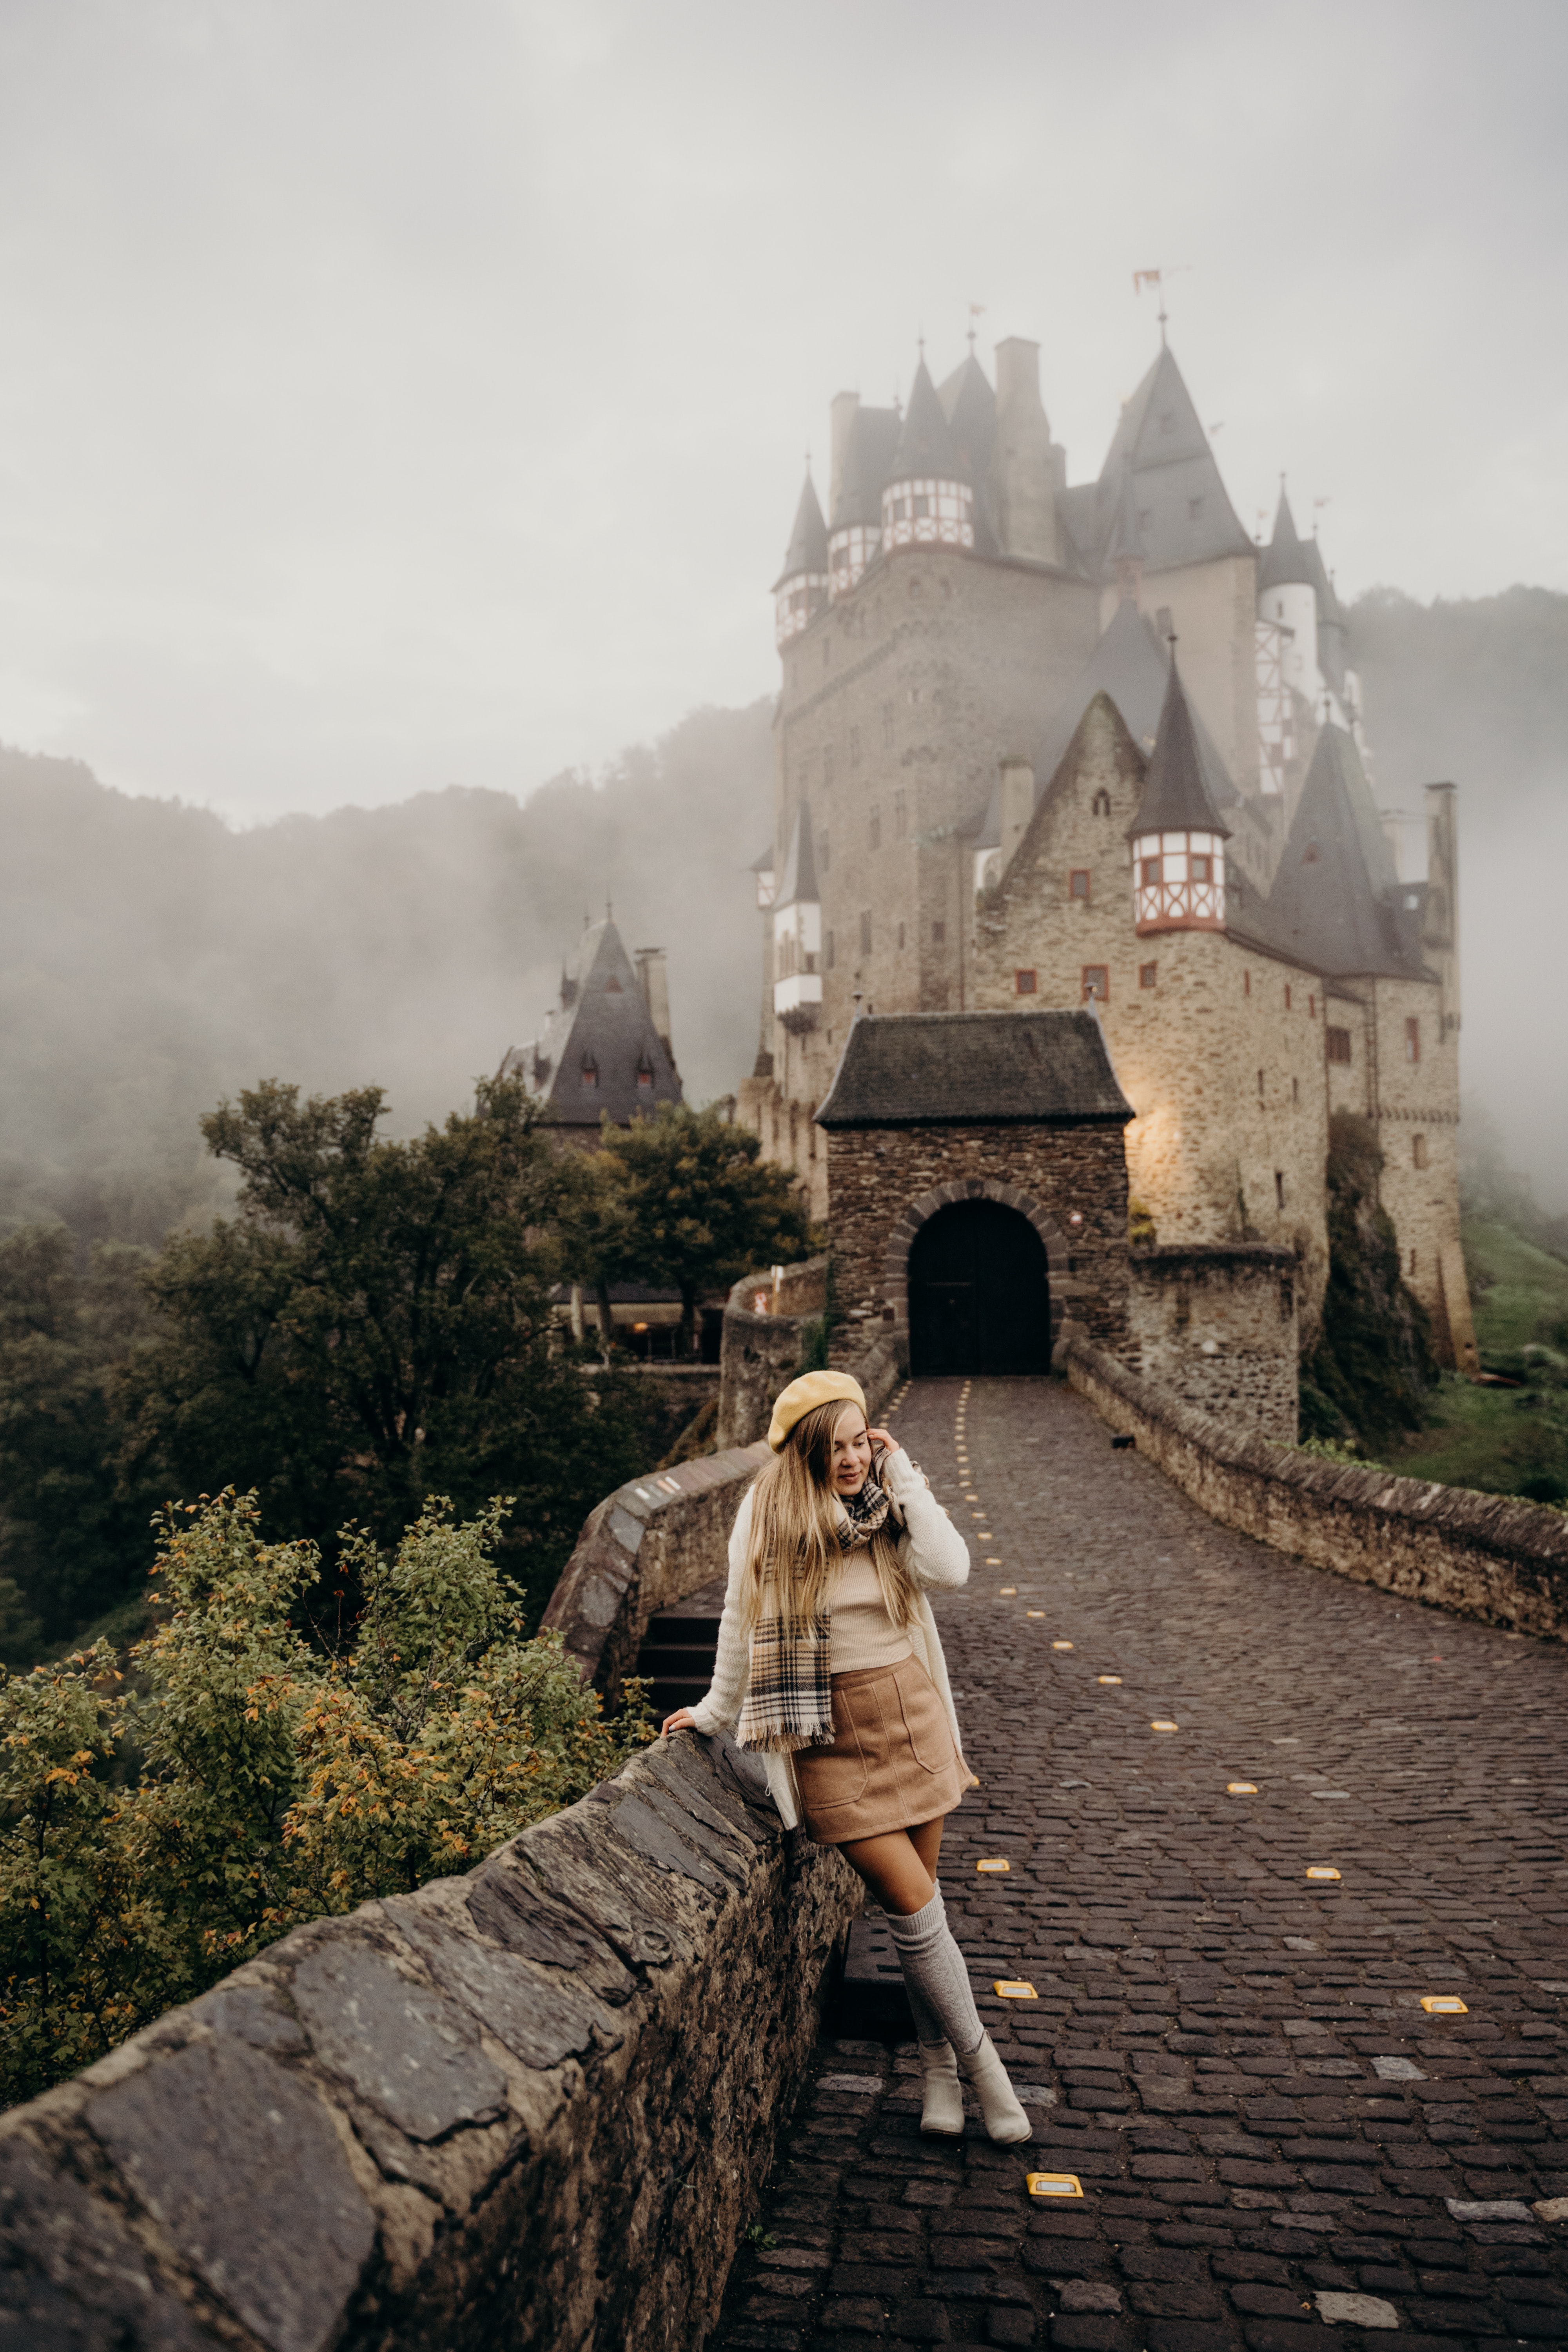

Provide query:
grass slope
left=1387, top=1218, right=1568, bottom=1499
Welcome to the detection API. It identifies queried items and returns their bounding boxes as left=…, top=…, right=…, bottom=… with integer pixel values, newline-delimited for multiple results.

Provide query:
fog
left=0, top=0, right=1563, bottom=1218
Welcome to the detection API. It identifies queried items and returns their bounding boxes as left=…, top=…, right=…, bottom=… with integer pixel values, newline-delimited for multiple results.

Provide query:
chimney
left=990, top=339, right=1059, bottom=567
left=634, top=947, right=674, bottom=1062
left=829, top=392, right=860, bottom=525
left=999, top=757, right=1035, bottom=872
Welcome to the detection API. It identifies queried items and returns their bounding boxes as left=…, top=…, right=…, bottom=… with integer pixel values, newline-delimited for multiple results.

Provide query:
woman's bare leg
left=839, top=1817, right=946, bottom=1916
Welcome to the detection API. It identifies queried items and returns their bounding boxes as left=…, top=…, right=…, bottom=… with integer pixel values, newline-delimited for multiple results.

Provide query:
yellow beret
left=766, top=1371, right=868, bottom=1453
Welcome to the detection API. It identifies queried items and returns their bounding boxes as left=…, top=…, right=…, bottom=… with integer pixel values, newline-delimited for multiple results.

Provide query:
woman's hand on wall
left=661, top=1708, right=699, bottom=1736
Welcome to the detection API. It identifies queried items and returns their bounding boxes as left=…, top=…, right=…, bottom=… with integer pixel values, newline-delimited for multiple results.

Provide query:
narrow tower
left=1128, top=655, right=1230, bottom=934
left=880, top=358, right=974, bottom=552
left=773, top=472, right=829, bottom=647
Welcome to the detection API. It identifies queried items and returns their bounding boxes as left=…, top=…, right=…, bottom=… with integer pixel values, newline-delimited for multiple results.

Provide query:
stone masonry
left=1127, top=1247, right=1300, bottom=1447
left=710, top=1372, right=1568, bottom=2352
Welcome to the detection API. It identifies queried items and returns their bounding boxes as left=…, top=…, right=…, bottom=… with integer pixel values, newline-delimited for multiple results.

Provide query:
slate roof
left=1083, top=345, right=1252, bottom=575
left=773, top=472, right=829, bottom=590
left=775, top=799, right=819, bottom=909
left=1256, top=490, right=1314, bottom=594
left=815, top=1010, right=1134, bottom=1129
left=1031, top=600, right=1239, bottom=814
left=886, top=358, right=966, bottom=485
left=830, top=406, right=901, bottom=530
left=937, top=352, right=997, bottom=481
left=1263, top=723, right=1431, bottom=981
left=500, top=916, right=684, bottom=1129
left=1127, top=657, right=1230, bottom=840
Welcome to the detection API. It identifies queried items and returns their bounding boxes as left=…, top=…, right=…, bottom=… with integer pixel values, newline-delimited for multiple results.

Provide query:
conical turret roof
left=772, top=472, right=829, bottom=591
left=1257, top=490, right=1314, bottom=593
left=775, top=799, right=820, bottom=909
left=937, top=350, right=996, bottom=480
left=886, top=357, right=966, bottom=486
left=1127, top=655, right=1230, bottom=840
left=1092, top=344, right=1251, bottom=573
left=1264, top=725, right=1427, bottom=980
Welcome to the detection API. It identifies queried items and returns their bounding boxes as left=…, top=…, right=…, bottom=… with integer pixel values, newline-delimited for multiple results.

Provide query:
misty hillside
left=1, top=579, right=1563, bottom=1250
left=0, top=702, right=773, bottom=1244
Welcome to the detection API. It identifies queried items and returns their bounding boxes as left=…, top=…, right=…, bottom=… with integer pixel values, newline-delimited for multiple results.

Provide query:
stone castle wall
left=1125, top=1243, right=1300, bottom=1445
left=825, top=1120, right=1130, bottom=1358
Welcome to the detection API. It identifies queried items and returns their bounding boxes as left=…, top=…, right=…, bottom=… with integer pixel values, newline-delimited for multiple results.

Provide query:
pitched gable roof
left=500, top=915, right=683, bottom=1129
left=1263, top=724, right=1430, bottom=981
left=1033, top=601, right=1238, bottom=811
left=772, top=471, right=829, bottom=590
left=816, top=1010, right=1133, bottom=1129
left=1089, top=345, right=1252, bottom=573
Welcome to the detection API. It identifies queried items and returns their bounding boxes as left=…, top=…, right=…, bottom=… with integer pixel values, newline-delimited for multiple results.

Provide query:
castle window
left=894, top=789, right=907, bottom=838
left=1139, top=962, right=1157, bottom=989
left=1258, top=1070, right=1265, bottom=1099
left=1082, top=966, right=1109, bottom=1003
left=1308, top=994, right=1316, bottom=1019
left=932, top=920, right=946, bottom=944
left=581, top=1057, right=599, bottom=1090
left=1191, top=854, right=1212, bottom=884
left=849, top=726, right=861, bottom=768
left=1292, top=1077, right=1299, bottom=1105
left=1275, top=1171, right=1285, bottom=1210
left=1284, top=984, right=1292, bottom=1010
left=882, top=702, right=895, bottom=748
left=859, top=911, right=872, bottom=955
left=1244, top=970, right=1251, bottom=997
left=1070, top=869, right=1091, bottom=900
left=1092, top=787, right=1111, bottom=817
left=637, top=1062, right=654, bottom=1091
left=1413, top=1134, right=1429, bottom=1169
left=1016, top=969, right=1038, bottom=995
left=1141, top=856, right=1162, bottom=887
left=1405, top=1016, right=1421, bottom=1063
left=1410, top=1247, right=1417, bottom=1274
left=913, top=494, right=930, bottom=518
left=826, top=930, right=835, bottom=969
left=1327, top=1026, right=1352, bottom=1064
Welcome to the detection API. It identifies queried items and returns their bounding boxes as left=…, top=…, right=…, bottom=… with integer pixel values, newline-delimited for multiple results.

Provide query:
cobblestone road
left=711, top=1375, right=1568, bottom=2352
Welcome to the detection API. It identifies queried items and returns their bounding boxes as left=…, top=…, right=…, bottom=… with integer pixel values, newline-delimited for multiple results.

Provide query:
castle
left=738, top=329, right=1476, bottom=1381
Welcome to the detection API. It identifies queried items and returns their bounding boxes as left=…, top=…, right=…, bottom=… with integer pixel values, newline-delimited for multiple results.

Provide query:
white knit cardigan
left=686, top=1445, right=972, bottom=1829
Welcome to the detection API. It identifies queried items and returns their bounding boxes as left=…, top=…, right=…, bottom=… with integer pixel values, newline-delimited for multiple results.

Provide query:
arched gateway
left=813, top=1008, right=1136, bottom=1368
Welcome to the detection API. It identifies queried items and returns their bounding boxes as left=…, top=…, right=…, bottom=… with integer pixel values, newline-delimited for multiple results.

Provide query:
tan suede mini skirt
left=794, top=1654, right=968, bottom=1846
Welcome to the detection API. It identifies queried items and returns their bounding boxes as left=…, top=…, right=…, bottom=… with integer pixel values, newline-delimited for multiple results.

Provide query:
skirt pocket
left=898, top=1659, right=958, bottom=1775
left=797, top=1698, right=871, bottom=1812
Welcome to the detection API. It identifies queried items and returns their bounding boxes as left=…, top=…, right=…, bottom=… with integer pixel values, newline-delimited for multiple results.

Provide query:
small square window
left=1274, top=1171, right=1285, bottom=1210
left=1243, top=970, right=1251, bottom=998
left=1405, top=1016, right=1421, bottom=1063
left=1413, top=1134, right=1429, bottom=1169
left=1284, top=984, right=1292, bottom=1010
left=1139, top=962, right=1157, bottom=989
left=1082, top=966, right=1109, bottom=1003
left=1141, top=856, right=1161, bottom=886
left=1191, top=854, right=1211, bottom=884
left=1292, top=1077, right=1299, bottom=1105
left=1016, top=968, right=1038, bottom=995
left=1327, top=1026, right=1352, bottom=1065
left=1069, top=869, right=1091, bottom=900
left=1257, top=1070, right=1265, bottom=1099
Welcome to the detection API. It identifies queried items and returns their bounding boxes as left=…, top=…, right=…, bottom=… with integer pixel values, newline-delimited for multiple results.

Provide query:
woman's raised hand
left=661, top=1708, right=699, bottom=1737
left=868, top=1426, right=903, bottom=1459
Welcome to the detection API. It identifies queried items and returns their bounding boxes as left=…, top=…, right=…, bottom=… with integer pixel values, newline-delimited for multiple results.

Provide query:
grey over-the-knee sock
left=884, top=1886, right=984, bottom=2056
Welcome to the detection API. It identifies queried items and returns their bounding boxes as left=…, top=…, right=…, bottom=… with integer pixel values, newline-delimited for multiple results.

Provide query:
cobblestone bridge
left=711, top=1375, right=1568, bottom=2352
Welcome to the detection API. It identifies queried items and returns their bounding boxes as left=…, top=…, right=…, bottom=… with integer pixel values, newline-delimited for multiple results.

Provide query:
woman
left=662, top=1369, right=1029, bottom=2144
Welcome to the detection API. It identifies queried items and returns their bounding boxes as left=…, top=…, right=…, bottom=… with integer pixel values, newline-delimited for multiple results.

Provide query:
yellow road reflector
left=1305, top=1866, right=1341, bottom=1882
left=999, top=1586, right=1016, bottom=1595
left=1027, top=1609, right=1045, bottom=1618
left=1420, top=1994, right=1468, bottom=2014
left=1098, top=1675, right=1122, bottom=1685
left=995, top=1979, right=1037, bottom=1999
left=1227, top=1781, right=1258, bottom=1795
left=986, top=1557, right=1003, bottom=1565
left=1052, top=1638, right=1073, bottom=1648
left=976, top=1858, right=1010, bottom=1874
left=1027, top=2171, right=1084, bottom=2199
left=1151, top=1720, right=1179, bottom=1732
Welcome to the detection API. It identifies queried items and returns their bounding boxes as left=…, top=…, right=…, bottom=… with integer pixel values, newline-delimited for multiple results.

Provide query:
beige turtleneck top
left=828, top=1546, right=913, bottom=1675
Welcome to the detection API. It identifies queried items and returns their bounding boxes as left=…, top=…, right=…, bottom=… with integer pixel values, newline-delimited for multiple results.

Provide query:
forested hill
left=0, top=581, right=1563, bottom=1249
left=0, top=702, right=772, bottom=1244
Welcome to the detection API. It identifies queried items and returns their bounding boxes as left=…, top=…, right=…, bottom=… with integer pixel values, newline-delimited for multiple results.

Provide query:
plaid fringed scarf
left=736, top=1468, right=897, bottom=1755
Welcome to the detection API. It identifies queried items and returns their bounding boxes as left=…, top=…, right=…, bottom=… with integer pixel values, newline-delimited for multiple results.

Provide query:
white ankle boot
left=916, top=2040, right=965, bottom=2137
left=956, top=2032, right=1032, bottom=2144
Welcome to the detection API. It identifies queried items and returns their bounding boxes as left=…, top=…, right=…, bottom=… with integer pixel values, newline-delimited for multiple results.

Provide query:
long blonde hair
left=741, top=1398, right=915, bottom=1632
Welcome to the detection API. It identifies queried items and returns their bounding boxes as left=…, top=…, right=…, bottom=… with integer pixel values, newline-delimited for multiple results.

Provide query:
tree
left=0, top=1490, right=652, bottom=2105
left=116, top=1078, right=653, bottom=1621
left=1300, top=1113, right=1439, bottom=1448
left=597, top=1103, right=813, bottom=1355
left=0, top=1228, right=161, bottom=1653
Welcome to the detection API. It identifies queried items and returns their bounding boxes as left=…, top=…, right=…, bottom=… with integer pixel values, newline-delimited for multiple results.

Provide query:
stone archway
left=882, top=1178, right=1071, bottom=1364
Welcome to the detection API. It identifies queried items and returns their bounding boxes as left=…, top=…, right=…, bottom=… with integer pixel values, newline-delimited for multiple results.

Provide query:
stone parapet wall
left=0, top=1729, right=858, bottom=2352
left=1126, top=1242, right=1299, bottom=1444
left=1062, top=1333, right=1568, bottom=1639
left=542, top=1440, right=771, bottom=1704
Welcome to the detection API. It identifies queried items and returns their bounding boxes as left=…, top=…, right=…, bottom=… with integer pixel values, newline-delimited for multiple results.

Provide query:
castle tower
left=771, top=800, right=823, bottom=1034
left=828, top=398, right=900, bottom=599
left=1257, top=491, right=1326, bottom=710
left=1128, top=656, right=1230, bottom=935
left=773, top=471, right=829, bottom=648
left=498, top=913, right=682, bottom=1141
left=880, top=358, right=975, bottom=552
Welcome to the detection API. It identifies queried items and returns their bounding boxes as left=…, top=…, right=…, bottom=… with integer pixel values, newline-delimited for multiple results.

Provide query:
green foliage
left=1292, top=1436, right=1386, bottom=1472
left=0, top=1490, right=652, bottom=2106
left=114, top=1078, right=654, bottom=1624
left=1127, top=1199, right=1157, bottom=1247
left=595, top=1104, right=813, bottom=1356
left=0, top=1229, right=162, bottom=1651
left=1300, top=1114, right=1438, bottom=1448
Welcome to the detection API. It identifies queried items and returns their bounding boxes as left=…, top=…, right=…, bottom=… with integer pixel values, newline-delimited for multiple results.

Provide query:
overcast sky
left=0, top=0, right=1562, bottom=830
